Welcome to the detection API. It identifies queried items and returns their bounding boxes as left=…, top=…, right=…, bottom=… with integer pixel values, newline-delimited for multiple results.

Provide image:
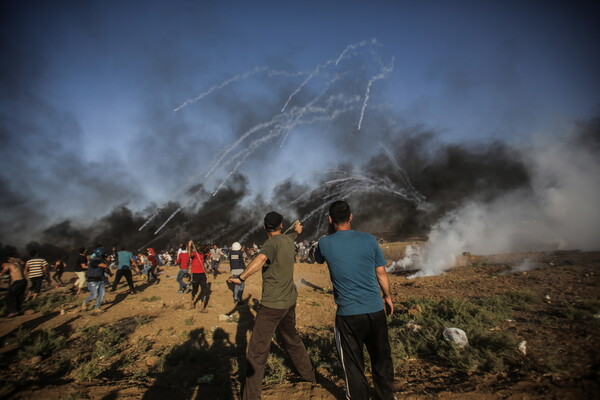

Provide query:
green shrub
left=26, top=292, right=74, bottom=314
left=140, top=296, right=161, bottom=302
left=18, top=328, right=66, bottom=360
left=264, top=353, right=288, bottom=384
left=389, top=294, right=529, bottom=373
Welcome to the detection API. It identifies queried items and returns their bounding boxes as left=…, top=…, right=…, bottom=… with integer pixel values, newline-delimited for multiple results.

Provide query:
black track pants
left=334, top=309, right=395, bottom=400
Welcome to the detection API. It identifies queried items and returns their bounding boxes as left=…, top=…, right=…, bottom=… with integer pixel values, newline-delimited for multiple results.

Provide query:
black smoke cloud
left=9, top=113, right=600, bottom=264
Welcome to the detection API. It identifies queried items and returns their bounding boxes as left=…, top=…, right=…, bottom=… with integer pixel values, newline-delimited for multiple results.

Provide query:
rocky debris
left=443, top=327, right=469, bottom=348
left=518, top=340, right=527, bottom=355
left=23, top=310, right=35, bottom=315
left=406, top=320, right=422, bottom=332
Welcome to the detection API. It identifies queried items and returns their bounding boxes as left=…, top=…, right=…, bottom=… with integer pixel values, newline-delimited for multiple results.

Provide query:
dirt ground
left=1, top=243, right=599, bottom=399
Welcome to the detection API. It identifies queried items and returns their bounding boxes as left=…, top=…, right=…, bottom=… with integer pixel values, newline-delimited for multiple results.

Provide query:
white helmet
left=231, top=242, right=242, bottom=251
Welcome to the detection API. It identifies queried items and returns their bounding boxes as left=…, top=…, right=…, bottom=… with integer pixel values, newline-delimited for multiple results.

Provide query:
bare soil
left=1, top=243, right=599, bottom=399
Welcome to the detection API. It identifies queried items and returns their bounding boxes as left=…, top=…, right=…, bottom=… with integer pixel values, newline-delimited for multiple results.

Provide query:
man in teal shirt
left=111, top=247, right=137, bottom=294
left=315, top=200, right=395, bottom=400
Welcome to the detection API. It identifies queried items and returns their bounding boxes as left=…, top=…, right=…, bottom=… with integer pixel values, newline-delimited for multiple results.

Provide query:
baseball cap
left=264, top=211, right=283, bottom=231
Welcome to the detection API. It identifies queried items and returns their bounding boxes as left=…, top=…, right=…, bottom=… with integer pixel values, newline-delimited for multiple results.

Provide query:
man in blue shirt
left=111, top=247, right=137, bottom=294
left=315, top=200, right=395, bottom=400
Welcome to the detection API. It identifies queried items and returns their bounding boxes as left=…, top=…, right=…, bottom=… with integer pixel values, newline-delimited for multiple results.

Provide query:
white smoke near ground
left=503, top=258, right=541, bottom=274
left=386, top=244, right=423, bottom=272
left=409, top=127, right=600, bottom=277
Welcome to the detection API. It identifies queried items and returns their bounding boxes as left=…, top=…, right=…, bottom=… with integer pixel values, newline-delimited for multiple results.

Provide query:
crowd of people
left=0, top=240, right=262, bottom=316
left=1, top=200, right=397, bottom=400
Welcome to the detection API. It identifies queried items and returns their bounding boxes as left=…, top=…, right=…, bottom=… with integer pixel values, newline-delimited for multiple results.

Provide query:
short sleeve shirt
left=259, top=233, right=298, bottom=309
left=26, top=258, right=47, bottom=278
left=316, top=230, right=386, bottom=316
left=117, top=251, right=134, bottom=269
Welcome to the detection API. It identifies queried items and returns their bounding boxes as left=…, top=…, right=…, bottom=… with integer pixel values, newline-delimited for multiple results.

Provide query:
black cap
left=264, top=211, right=283, bottom=231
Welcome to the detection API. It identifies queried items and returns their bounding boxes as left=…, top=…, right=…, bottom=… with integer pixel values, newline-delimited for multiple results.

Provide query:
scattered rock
left=443, top=327, right=469, bottom=348
left=593, top=313, right=600, bottom=319
left=218, top=314, right=229, bottom=321
left=406, top=320, right=422, bottom=332
left=24, top=310, right=35, bottom=315
left=518, top=340, right=527, bottom=356
left=146, top=356, right=160, bottom=367
left=60, top=309, right=66, bottom=315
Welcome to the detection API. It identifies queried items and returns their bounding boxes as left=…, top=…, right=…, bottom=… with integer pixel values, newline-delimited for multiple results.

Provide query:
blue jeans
left=84, top=281, right=105, bottom=309
left=233, top=282, right=245, bottom=302
left=176, top=269, right=189, bottom=291
left=231, top=268, right=245, bottom=301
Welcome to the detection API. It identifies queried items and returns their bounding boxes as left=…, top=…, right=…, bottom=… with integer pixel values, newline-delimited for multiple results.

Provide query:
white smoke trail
left=153, top=39, right=392, bottom=234
left=174, top=67, right=267, bottom=112
left=335, top=39, right=375, bottom=65
left=378, top=142, right=426, bottom=204
left=212, top=100, right=359, bottom=195
left=357, top=58, right=395, bottom=130
left=138, top=213, right=157, bottom=231
left=174, top=66, right=314, bottom=112
left=281, top=39, right=374, bottom=113
left=154, top=206, right=183, bottom=235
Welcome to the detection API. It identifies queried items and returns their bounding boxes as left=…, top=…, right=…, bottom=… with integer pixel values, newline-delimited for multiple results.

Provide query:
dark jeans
left=6, top=279, right=27, bottom=314
left=29, top=276, right=44, bottom=293
left=111, top=269, right=136, bottom=292
left=243, top=304, right=315, bottom=400
left=334, top=310, right=395, bottom=400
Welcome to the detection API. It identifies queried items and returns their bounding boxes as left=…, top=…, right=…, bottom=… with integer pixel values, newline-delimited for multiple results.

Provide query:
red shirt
left=190, top=251, right=205, bottom=273
left=176, top=252, right=190, bottom=270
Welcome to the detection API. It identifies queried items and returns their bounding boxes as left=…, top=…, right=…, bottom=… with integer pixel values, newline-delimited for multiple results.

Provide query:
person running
left=24, top=251, right=48, bottom=301
left=1, top=256, right=27, bottom=317
left=228, top=241, right=246, bottom=304
left=82, top=247, right=110, bottom=313
left=315, top=200, right=395, bottom=400
left=228, top=211, right=315, bottom=400
left=188, top=241, right=209, bottom=312
left=175, top=245, right=191, bottom=294
left=51, top=258, right=65, bottom=287
left=209, top=244, right=223, bottom=278
left=111, top=247, right=137, bottom=294
left=146, top=248, right=159, bottom=283
left=69, top=247, right=88, bottom=295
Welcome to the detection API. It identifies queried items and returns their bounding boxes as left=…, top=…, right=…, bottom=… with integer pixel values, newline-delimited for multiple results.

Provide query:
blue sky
left=1, top=0, right=598, bottom=242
